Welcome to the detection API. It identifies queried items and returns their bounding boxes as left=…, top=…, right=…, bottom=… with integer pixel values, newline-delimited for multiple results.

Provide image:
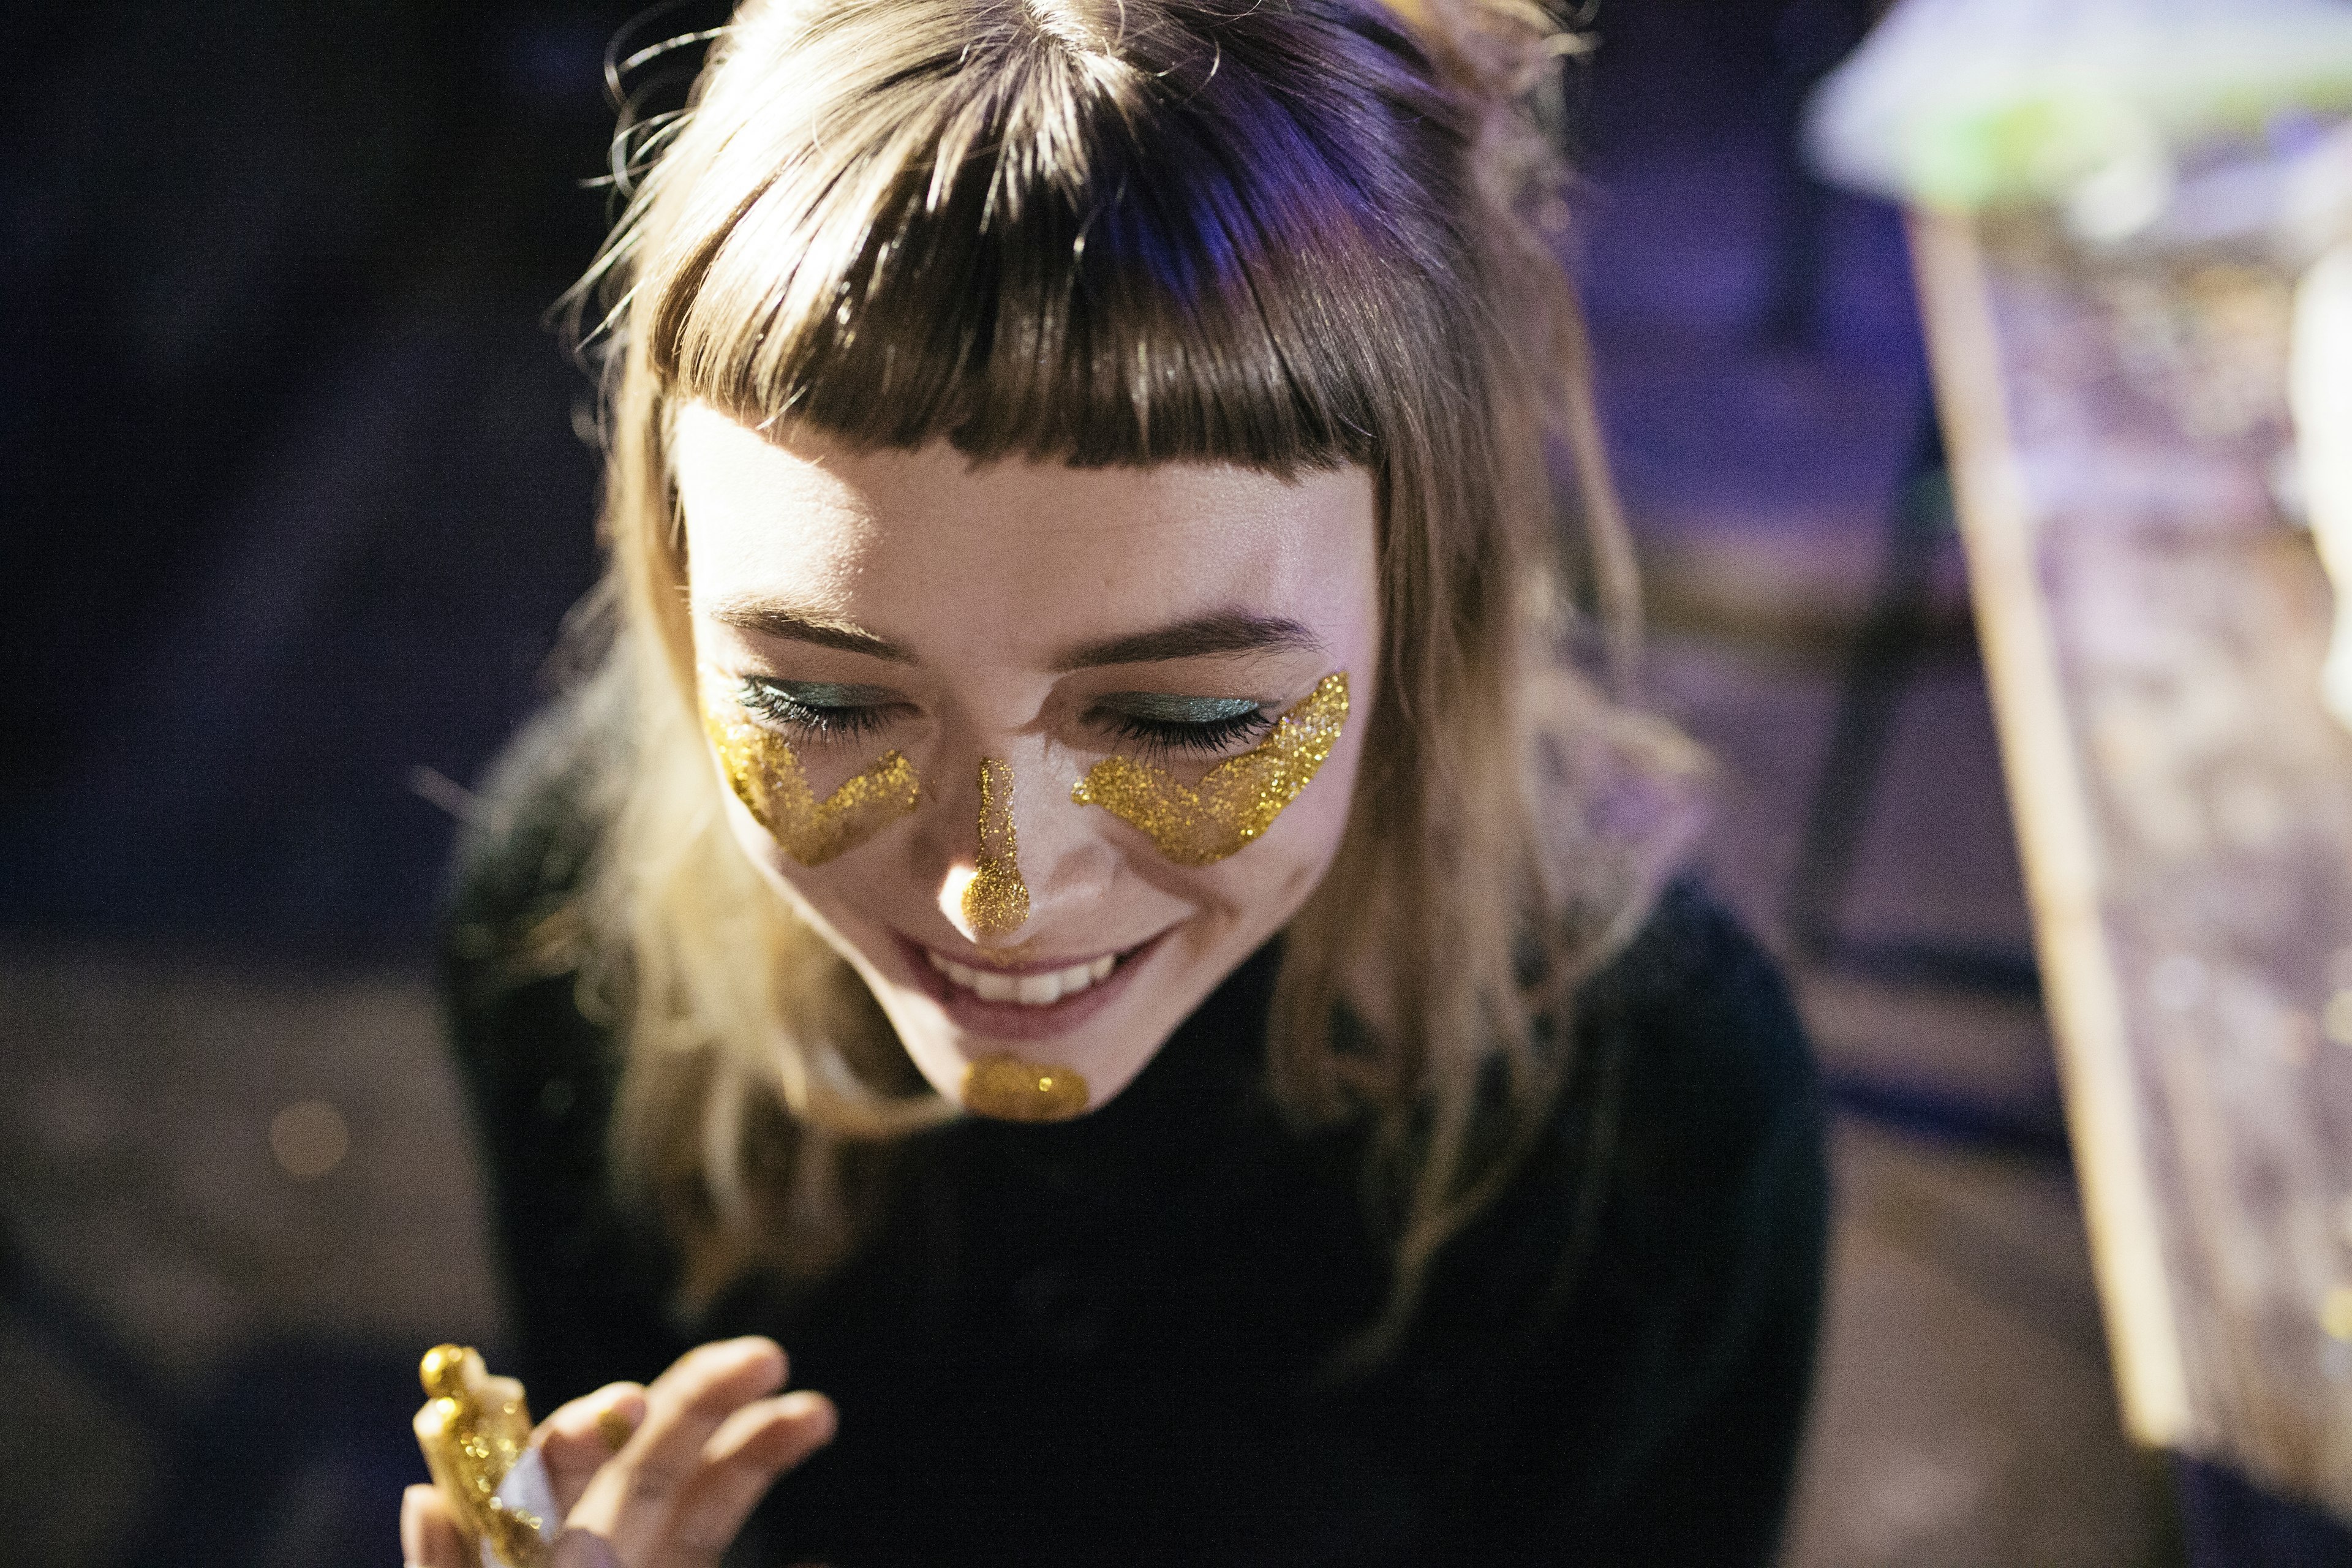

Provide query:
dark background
left=2, top=0, right=634, bottom=950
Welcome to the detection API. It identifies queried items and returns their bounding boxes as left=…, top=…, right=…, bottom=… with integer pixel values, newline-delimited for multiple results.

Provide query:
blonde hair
left=557, top=0, right=1702, bottom=1352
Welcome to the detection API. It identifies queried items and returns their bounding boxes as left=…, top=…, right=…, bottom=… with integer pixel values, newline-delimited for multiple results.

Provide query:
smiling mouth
left=924, top=949, right=1119, bottom=1007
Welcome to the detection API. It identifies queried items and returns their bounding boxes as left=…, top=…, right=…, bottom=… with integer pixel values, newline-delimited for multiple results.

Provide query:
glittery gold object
left=1072, top=673, right=1349, bottom=865
left=962, top=1055, right=1090, bottom=1120
left=415, top=1344, right=548, bottom=1568
left=700, top=680, right=921, bottom=866
left=961, top=758, right=1030, bottom=937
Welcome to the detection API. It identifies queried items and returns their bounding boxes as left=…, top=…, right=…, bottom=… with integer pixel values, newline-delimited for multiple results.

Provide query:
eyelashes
left=1098, top=704, right=1275, bottom=756
left=733, top=678, right=1275, bottom=756
left=738, top=678, right=895, bottom=741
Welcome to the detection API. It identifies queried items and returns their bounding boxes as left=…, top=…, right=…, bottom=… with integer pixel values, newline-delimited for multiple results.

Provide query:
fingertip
left=704, top=1387, right=838, bottom=1473
left=679, top=1334, right=785, bottom=1388
left=779, top=1388, right=837, bottom=1445
left=730, top=1334, right=788, bottom=1385
left=714, top=1338, right=788, bottom=1403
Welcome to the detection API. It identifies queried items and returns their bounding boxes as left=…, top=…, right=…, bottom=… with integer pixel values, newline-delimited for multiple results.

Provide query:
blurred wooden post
left=1913, top=208, right=2352, bottom=1513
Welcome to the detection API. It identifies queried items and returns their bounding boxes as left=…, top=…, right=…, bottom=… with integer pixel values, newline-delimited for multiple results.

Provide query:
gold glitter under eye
left=701, top=678, right=922, bottom=867
left=962, top=1055, right=1090, bottom=1120
left=962, top=758, right=1030, bottom=937
left=1071, top=672, right=1349, bottom=865
left=415, top=1344, right=547, bottom=1568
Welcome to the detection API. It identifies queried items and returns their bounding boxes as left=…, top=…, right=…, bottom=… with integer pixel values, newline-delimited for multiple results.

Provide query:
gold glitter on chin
left=700, top=682, right=921, bottom=867
left=415, top=1344, right=548, bottom=1568
left=961, top=758, right=1030, bottom=937
left=962, top=1055, right=1090, bottom=1121
left=1072, top=672, right=1349, bottom=865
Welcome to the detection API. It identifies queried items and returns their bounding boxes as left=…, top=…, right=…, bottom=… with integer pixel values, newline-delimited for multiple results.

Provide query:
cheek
left=700, top=692, right=922, bottom=869
left=719, top=799, right=875, bottom=932
left=1071, top=673, right=1349, bottom=867
left=723, top=808, right=820, bottom=911
left=1271, top=742, right=1362, bottom=894
left=1135, top=739, right=1363, bottom=927
left=1251, top=693, right=1372, bottom=906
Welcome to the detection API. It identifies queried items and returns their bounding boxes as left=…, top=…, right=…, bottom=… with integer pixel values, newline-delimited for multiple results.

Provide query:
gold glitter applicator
left=961, top=1054, right=1090, bottom=1120
left=1072, top=673, right=1348, bottom=865
left=415, top=1344, right=548, bottom=1568
left=961, top=758, right=1030, bottom=937
left=701, top=677, right=921, bottom=866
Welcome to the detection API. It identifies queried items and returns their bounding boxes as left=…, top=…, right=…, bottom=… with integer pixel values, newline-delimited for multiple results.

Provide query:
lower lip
left=891, top=930, right=1165, bottom=1041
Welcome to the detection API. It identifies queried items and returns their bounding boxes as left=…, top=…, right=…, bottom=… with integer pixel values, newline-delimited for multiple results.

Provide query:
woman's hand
left=402, top=1337, right=836, bottom=1568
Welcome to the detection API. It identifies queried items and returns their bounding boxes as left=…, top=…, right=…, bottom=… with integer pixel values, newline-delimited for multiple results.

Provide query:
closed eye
left=1091, top=693, right=1275, bottom=756
left=739, top=677, right=903, bottom=742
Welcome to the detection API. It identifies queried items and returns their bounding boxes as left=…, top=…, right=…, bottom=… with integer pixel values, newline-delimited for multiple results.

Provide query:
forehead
left=673, top=404, right=1376, bottom=652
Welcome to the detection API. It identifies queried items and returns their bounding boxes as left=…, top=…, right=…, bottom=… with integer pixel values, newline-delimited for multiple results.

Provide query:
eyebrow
left=703, top=597, right=1321, bottom=671
left=1054, top=609, right=1323, bottom=671
left=704, top=598, right=914, bottom=662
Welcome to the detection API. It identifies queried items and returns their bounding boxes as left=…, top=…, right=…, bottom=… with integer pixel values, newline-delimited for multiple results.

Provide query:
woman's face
left=674, top=404, right=1381, bottom=1118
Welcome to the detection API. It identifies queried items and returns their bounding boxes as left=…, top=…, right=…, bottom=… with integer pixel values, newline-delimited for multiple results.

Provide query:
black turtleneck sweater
left=442, top=710, right=1826, bottom=1567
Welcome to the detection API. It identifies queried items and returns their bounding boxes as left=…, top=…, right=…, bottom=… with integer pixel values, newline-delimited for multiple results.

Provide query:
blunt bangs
left=642, top=0, right=1485, bottom=470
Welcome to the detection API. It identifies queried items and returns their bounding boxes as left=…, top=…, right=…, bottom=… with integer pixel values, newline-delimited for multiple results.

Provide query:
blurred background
left=0, top=0, right=2220, bottom=1561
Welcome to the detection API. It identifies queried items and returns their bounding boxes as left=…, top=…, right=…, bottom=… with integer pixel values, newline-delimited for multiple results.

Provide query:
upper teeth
left=925, top=950, right=1117, bottom=1006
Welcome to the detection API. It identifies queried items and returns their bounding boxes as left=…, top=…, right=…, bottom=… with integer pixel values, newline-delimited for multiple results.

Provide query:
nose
left=933, top=750, right=1110, bottom=948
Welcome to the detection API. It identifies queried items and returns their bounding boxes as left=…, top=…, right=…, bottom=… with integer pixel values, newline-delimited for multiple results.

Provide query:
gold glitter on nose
left=962, top=1055, right=1090, bottom=1121
left=1071, top=672, right=1348, bottom=865
left=962, top=758, right=1030, bottom=937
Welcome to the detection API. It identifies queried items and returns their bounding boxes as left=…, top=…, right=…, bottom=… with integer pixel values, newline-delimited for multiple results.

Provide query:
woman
left=403, top=1, right=1826, bottom=1563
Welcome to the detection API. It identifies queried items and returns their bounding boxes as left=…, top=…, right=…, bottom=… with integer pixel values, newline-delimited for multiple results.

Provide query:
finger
left=401, top=1483, right=468, bottom=1568
left=666, top=1391, right=839, bottom=1566
left=709, top=1389, right=835, bottom=1475
left=535, top=1383, right=649, bottom=1518
left=568, top=1337, right=788, bottom=1565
